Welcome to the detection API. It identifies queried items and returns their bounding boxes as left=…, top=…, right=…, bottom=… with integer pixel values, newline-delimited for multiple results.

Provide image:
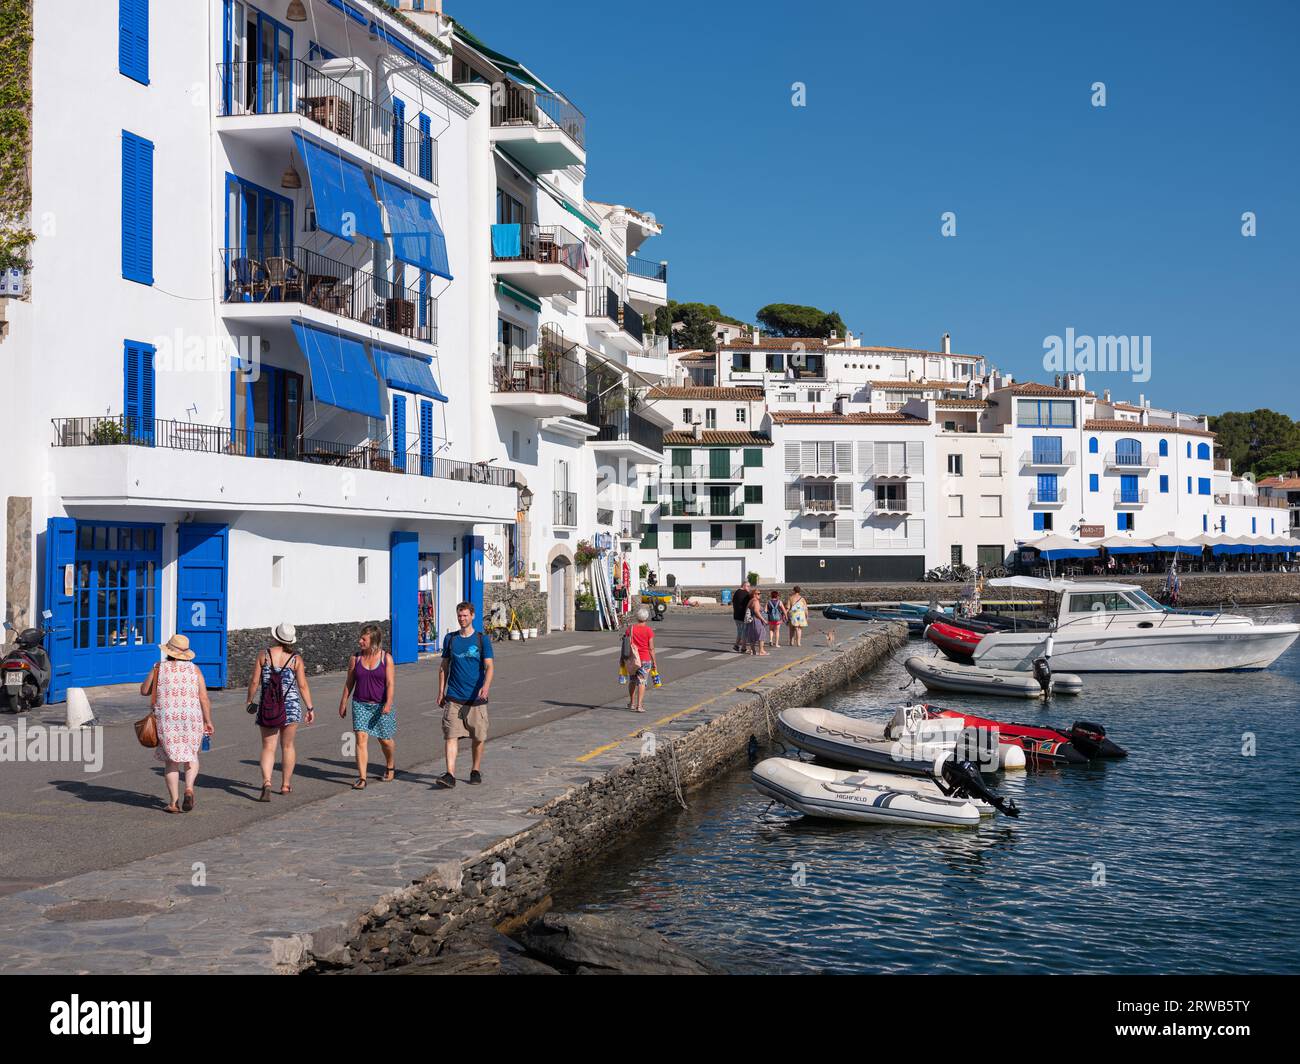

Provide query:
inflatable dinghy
left=926, top=708, right=1127, bottom=763
left=904, top=655, right=1083, bottom=698
left=777, top=705, right=1026, bottom=776
left=925, top=620, right=983, bottom=662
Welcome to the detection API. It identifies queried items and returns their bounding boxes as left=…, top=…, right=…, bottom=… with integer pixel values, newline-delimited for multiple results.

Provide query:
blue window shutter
left=1088, top=436, right=1098, bottom=454
left=1252, top=517, right=1257, bottom=534
left=419, top=399, right=433, bottom=477
left=392, top=98, right=406, bottom=168
left=122, top=131, right=155, bottom=285
left=123, top=340, right=156, bottom=445
left=1089, top=473, right=1098, bottom=493
left=1198, top=477, right=1211, bottom=496
left=1033, top=512, right=1045, bottom=532
left=418, top=271, right=429, bottom=329
left=1203, top=515, right=1208, bottom=532
left=1159, top=474, right=1168, bottom=493
left=1187, top=476, right=1192, bottom=494
left=1159, top=439, right=1168, bottom=456
left=392, top=395, right=407, bottom=472
left=419, top=113, right=433, bottom=181
left=119, top=0, right=149, bottom=85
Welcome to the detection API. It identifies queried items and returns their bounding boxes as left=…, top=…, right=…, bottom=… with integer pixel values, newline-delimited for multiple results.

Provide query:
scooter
left=1, top=622, right=52, bottom=713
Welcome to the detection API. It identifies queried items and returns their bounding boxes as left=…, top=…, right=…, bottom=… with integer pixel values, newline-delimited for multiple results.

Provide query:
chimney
left=750, top=326, right=760, bottom=345
left=941, top=332, right=951, bottom=354
left=691, top=421, right=702, bottom=440
left=1103, top=388, right=1111, bottom=403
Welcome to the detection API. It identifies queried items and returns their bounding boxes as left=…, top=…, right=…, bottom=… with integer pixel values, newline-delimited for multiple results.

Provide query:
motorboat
left=777, top=705, right=1026, bottom=776
left=924, top=708, right=1126, bottom=764
left=970, top=577, right=1300, bottom=672
left=904, top=655, right=1083, bottom=698
left=751, top=757, right=1020, bottom=827
left=822, top=604, right=927, bottom=634
left=925, top=620, right=983, bottom=662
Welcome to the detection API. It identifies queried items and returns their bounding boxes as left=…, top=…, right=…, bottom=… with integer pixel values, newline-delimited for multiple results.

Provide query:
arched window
left=1088, top=437, right=1098, bottom=454
left=1115, top=438, right=1142, bottom=467
left=1158, top=439, right=1168, bottom=457
left=1197, top=442, right=1210, bottom=460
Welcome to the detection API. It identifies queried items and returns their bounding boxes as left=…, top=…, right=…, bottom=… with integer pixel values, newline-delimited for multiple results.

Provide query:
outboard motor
left=1031, top=656, right=1053, bottom=696
left=939, top=758, right=1021, bottom=818
left=1068, top=720, right=1128, bottom=759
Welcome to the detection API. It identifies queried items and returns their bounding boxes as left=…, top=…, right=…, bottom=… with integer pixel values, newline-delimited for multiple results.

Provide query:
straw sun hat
left=271, top=622, right=297, bottom=645
left=161, top=634, right=196, bottom=661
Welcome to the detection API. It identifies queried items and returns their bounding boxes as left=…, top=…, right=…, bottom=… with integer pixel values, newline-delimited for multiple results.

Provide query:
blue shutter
left=419, top=113, right=433, bottom=181
left=1033, top=512, right=1046, bottom=531
left=1198, top=477, right=1211, bottom=496
left=1037, top=473, right=1057, bottom=502
left=392, top=395, right=407, bottom=472
left=1089, top=473, right=1099, bottom=493
left=419, top=399, right=433, bottom=477
left=122, top=131, right=154, bottom=284
left=123, top=340, right=156, bottom=445
left=392, top=97, right=406, bottom=168
left=1120, top=474, right=1138, bottom=502
left=1159, top=474, right=1169, bottom=493
left=176, top=524, right=229, bottom=688
left=119, top=0, right=149, bottom=85
left=390, top=530, right=419, bottom=665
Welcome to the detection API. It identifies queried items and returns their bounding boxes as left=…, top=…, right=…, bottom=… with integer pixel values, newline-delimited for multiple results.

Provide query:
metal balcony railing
left=554, top=490, right=578, bottom=527
left=490, top=80, right=585, bottom=149
left=596, top=508, right=616, bottom=526
left=491, top=342, right=586, bottom=403
left=217, top=59, right=437, bottom=184
left=1029, top=488, right=1068, bottom=505
left=1020, top=449, right=1077, bottom=467
left=490, top=223, right=587, bottom=275
left=221, top=246, right=436, bottom=343
left=51, top=416, right=514, bottom=486
left=626, top=257, right=667, bottom=282
left=584, top=409, right=663, bottom=454
left=1104, top=450, right=1157, bottom=468
left=1114, top=489, right=1149, bottom=505
left=585, top=286, right=643, bottom=343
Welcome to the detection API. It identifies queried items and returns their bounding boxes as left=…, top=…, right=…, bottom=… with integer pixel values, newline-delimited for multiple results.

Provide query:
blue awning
left=1037, top=547, right=1098, bottom=560
left=292, top=132, right=385, bottom=244
left=372, top=344, right=448, bottom=403
left=373, top=174, right=452, bottom=280
left=291, top=321, right=383, bottom=418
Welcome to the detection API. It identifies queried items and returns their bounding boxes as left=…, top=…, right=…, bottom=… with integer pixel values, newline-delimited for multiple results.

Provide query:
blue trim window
left=1016, top=399, right=1075, bottom=427
left=1089, top=473, right=1099, bottom=493
left=1158, top=439, right=1168, bottom=457
left=1115, top=438, right=1142, bottom=466
left=123, top=340, right=156, bottom=445
left=1187, top=441, right=1192, bottom=458
left=1197, top=442, right=1211, bottom=460
left=1119, top=474, right=1139, bottom=504
left=1036, top=473, right=1059, bottom=502
left=119, top=0, right=149, bottom=85
left=1088, top=436, right=1098, bottom=454
left=1032, top=512, right=1052, bottom=532
left=121, top=131, right=155, bottom=285
left=1159, top=474, right=1169, bottom=494
left=1118, top=512, right=1134, bottom=531
left=1198, top=477, right=1211, bottom=496
left=224, top=172, right=294, bottom=263
left=392, top=395, right=407, bottom=473
left=307, top=41, right=337, bottom=62
left=1187, top=476, right=1193, bottom=494
left=1032, top=436, right=1062, bottom=465
left=1203, top=515, right=1209, bottom=532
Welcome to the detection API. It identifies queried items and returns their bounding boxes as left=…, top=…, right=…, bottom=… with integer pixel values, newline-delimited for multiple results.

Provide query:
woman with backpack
left=338, top=624, right=396, bottom=789
left=763, top=589, right=788, bottom=648
left=246, top=623, right=314, bottom=803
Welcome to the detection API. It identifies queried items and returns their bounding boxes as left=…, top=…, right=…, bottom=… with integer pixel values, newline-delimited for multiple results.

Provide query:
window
left=682, top=408, right=693, bottom=426
left=705, top=409, right=717, bottom=430
left=743, top=448, right=763, bottom=468
left=391, top=97, right=406, bottom=168
left=1089, top=473, right=1099, bottom=493
left=1252, top=517, right=1257, bottom=534
left=979, top=454, right=1001, bottom=477
left=744, top=485, right=763, bottom=504
left=1032, top=436, right=1063, bottom=464
left=731, top=352, right=750, bottom=372
left=1198, top=477, right=1211, bottom=496
left=418, top=399, right=434, bottom=477
left=1159, top=474, right=1169, bottom=494
left=736, top=407, right=747, bottom=425
left=947, top=495, right=964, bottom=517
left=121, top=131, right=155, bottom=285
left=1203, top=514, right=1209, bottom=532
left=643, top=483, right=654, bottom=504
left=950, top=545, right=963, bottom=566
left=1197, top=442, right=1211, bottom=460
left=1088, top=436, right=1098, bottom=454
left=1187, top=441, right=1192, bottom=458
left=875, top=484, right=908, bottom=511
left=358, top=556, right=369, bottom=584
left=1016, top=399, right=1075, bottom=427
left=765, top=352, right=785, bottom=372
left=1033, top=512, right=1054, bottom=531
left=392, top=395, right=408, bottom=472
left=271, top=555, right=284, bottom=589
left=672, top=524, right=691, bottom=550
left=641, top=524, right=658, bottom=550
left=977, top=545, right=1004, bottom=569
left=511, top=429, right=521, bottom=462
left=1036, top=473, right=1059, bottom=503
left=123, top=340, right=156, bottom=445
left=947, top=454, right=963, bottom=476
left=496, top=189, right=526, bottom=225
left=418, top=114, right=434, bottom=181
left=979, top=495, right=1002, bottom=517
left=1067, top=592, right=1139, bottom=614
left=1187, top=476, right=1193, bottom=494
left=119, top=0, right=149, bottom=85
left=735, top=524, right=758, bottom=550
left=710, top=523, right=724, bottom=547
left=1159, top=439, right=1168, bottom=457
left=1118, top=512, right=1134, bottom=531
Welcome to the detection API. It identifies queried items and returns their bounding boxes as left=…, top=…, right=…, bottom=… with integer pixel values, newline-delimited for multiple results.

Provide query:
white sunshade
left=1092, top=535, right=1156, bottom=551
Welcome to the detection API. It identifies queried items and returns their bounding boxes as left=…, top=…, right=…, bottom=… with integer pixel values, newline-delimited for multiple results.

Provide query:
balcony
left=586, top=287, right=644, bottom=353
left=1028, top=488, right=1068, bottom=507
left=625, top=256, right=668, bottom=314
left=554, top=490, right=578, bottom=527
left=799, top=498, right=842, bottom=516
left=1104, top=450, right=1158, bottom=471
left=867, top=497, right=912, bottom=515
left=1020, top=449, right=1077, bottom=469
left=585, top=408, right=664, bottom=461
left=1214, top=493, right=1288, bottom=509
left=660, top=499, right=745, bottom=519
left=490, top=80, right=586, bottom=171
left=491, top=326, right=587, bottom=419
left=1114, top=489, right=1149, bottom=507
left=217, top=60, right=437, bottom=187
left=220, top=247, right=436, bottom=345
left=50, top=416, right=516, bottom=524
left=490, top=223, right=587, bottom=297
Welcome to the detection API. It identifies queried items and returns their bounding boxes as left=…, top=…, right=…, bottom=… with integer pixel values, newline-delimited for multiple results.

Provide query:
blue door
left=255, top=12, right=292, bottom=114
left=176, top=524, right=229, bottom=688
left=43, top=518, right=77, bottom=703
left=390, top=530, right=418, bottom=664
left=1120, top=474, right=1139, bottom=504
left=463, top=535, right=484, bottom=630
left=1037, top=473, right=1058, bottom=503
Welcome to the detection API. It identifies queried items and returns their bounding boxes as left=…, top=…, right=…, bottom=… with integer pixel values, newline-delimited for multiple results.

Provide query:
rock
left=379, top=950, right=501, bottom=975
left=515, top=913, right=710, bottom=975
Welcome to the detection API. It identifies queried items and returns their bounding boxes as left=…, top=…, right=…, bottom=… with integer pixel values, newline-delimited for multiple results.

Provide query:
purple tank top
left=353, top=652, right=388, bottom=703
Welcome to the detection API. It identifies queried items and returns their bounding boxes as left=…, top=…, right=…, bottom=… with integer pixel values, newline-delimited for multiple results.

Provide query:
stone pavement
left=0, top=614, right=882, bottom=972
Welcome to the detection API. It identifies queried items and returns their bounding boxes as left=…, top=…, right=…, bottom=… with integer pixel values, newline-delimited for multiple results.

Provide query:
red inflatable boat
left=925, top=708, right=1127, bottom=764
left=925, top=620, right=982, bottom=663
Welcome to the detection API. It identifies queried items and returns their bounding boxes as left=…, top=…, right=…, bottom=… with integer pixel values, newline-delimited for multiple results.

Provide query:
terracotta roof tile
left=1083, top=418, right=1215, bottom=438
left=769, top=411, right=930, bottom=426
left=870, top=379, right=971, bottom=391
left=646, top=385, right=764, bottom=401
left=1001, top=382, right=1096, bottom=398
left=1259, top=475, right=1300, bottom=490
left=662, top=430, right=773, bottom=446
left=934, top=399, right=989, bottom=409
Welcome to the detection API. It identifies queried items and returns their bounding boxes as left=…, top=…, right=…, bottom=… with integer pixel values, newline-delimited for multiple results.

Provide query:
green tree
left=1255, top=446, right=1300, bottom=479
left=671, top=303, right=718, bottom=351
left=1207, top=409, right=1300, bottom=474
left=755, top=303, right=847, bottom=338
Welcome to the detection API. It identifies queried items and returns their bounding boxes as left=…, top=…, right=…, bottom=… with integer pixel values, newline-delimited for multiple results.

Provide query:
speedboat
left=777, top=705, right=1026, bottom=775
left=822, top=604, right=926, bottom=634
left=751, top=757, right=1020, bottom=826
left=904, top=655, right=1083, bottom=698
left=970, top=577, right=1300, bottom=672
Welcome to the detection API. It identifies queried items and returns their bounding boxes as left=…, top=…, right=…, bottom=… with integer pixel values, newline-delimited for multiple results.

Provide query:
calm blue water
left=553, top=605, right=1300, bottom=974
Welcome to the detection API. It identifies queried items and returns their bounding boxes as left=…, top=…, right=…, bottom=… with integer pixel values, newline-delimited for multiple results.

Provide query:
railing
left=491, top=347, right=586, bottom=402
left=660, top=499, right=743, bottom=518
left=490, top=223, right=587, bottom=275
left=799, top=496, right=840, bottom=514
left=1216, top=493, right=1288, bottom=508
left=217, top=60, right=438, bottom=185
left=584, top=409, right=664, bottom=454
left=867, top=497, right=911, bottom=513
left=490, top=81, right=586, bottom=150
left=221, top=246, right=436, bottom=343
left=1104, top=450, right=1157, bottom=468
left=1020, top=449, right=1076, bottom=466
left=51, top=416, right=515, bottom=487
left=585, top=286, right=643, bottom=343
left=642, top=334, right=669, bottom=360
left=1114, top=489, right=1149, bottom=505
left=596, top=508, right=616, bottom=526
left=554, top=490, right=578, bottom=527
left=1028, top=488, right=1068, bottom=505
left=626, top=257, right=667, bottom=282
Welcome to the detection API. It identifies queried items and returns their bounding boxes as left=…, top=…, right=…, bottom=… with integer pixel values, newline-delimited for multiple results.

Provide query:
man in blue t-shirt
left=437, top=601, right=494, bottom=787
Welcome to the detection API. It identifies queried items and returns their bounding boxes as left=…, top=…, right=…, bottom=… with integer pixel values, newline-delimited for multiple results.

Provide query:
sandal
left=280, top=784, right=292, bottom=795
left=379, top=769, right=396, bottom=783
left=352, top=778, right=367, bottom=790
left=164, top=803, right=181, bottom=815
left=181, top=790, right=195, bottom=812
left=258, top=784, right=272, bottom=803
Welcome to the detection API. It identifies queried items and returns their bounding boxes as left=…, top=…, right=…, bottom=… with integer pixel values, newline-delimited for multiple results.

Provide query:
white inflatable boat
left=904, top=655, right=1083, bottom=698
left=777, top=705, right=1027, bottom=775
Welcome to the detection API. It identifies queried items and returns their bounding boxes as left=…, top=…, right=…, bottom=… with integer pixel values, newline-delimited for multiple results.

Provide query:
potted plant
left=575, top=589, right=599, bottom=631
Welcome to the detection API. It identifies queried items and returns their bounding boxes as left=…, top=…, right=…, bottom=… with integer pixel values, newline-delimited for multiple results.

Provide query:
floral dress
left=788, top=597, right=808, bottom=628
left=154, top=660, right=205, bottom=764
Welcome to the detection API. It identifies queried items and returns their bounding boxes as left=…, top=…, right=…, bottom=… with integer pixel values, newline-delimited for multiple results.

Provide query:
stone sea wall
left=227, top=619, right=392, bottom=690
left=304, top=625, right=906, bottom=972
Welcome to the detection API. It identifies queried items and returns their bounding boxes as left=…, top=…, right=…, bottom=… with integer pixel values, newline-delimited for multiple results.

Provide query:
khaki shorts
left=443, top=700, right=489, bottom=742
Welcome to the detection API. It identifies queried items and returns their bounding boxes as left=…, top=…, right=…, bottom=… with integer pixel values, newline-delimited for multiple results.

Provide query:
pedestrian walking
left=338, top=624, right=396, bottom=789
left=764, top=589, right=788, bottom=648
left=787, top=586, right=809, bottom=647
left=437, top=602, right=493, bottom=788
left=745, top=593, right=769, bottom=656
left=624, top=607, right=657, bottom=713
left=731, top=580, right=752, bottom=651
left=246, top=623, right=314, bottom=803
left=140, top=634, right=213, bottom=814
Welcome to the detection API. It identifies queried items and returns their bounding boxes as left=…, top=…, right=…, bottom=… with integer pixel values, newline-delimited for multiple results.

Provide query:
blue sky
left=454, top=0, right=1299, bottom=417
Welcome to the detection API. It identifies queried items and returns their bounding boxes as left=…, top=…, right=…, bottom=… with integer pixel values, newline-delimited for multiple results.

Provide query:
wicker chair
left=264, top=256, right=306, bottom=301
left=229, top=256, right=269, bottom=302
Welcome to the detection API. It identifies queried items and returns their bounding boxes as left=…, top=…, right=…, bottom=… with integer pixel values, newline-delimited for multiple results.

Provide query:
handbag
left=134, top=712, right=159, bottom=748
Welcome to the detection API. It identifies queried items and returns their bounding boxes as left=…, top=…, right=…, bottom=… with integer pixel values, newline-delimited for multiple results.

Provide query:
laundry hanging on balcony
left=491, top=223, right=521, bottom=259
left=291, top=132, right=385, bottom=244
left=290, top=321, right=383, bottom=418
left=373, top=175, right=453, bottom=280
left=372, top=344, right=449, bottom=403
left=559, top=240, right=588, bottom=273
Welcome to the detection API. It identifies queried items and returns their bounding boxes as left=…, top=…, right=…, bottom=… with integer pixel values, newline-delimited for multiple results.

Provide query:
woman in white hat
left=140, top=634, right=213, bottom=814
left=245, top=622, right=314, bottom=803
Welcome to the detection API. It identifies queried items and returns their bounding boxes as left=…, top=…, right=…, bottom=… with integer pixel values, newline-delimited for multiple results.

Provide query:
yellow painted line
left=575, top=653, right=819, bottom=763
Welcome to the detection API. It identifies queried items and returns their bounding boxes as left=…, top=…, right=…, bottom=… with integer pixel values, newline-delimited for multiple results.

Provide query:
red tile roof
left=769, top=411, right=930, bottom=426
left=646, top=385, right=764, bottom=401
left=1000, top=382, right=1096, bottom=398
left=662, top=430, right=773, bottom=446
left=1082, top=418, right=1215, bottom=438
left=934, top=399, right=989, bottom=409
left=1259, top=475, right=1300, bottom=490
left=870, top=379, right=971, bottom=391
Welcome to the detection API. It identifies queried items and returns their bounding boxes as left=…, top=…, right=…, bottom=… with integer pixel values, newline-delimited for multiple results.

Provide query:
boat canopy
left=989, top=575, right=1074, bottom=593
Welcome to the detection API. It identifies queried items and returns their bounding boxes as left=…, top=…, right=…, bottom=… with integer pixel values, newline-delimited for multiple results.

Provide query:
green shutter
left=709, top=448, right=730, bottom=478
left=641, top=524, right=658, bottom=550
left=673, top=524, right=691, bottom=550
left=744, top=448, right=763, bottom=468
left=744, top=485, right=763, bottom=504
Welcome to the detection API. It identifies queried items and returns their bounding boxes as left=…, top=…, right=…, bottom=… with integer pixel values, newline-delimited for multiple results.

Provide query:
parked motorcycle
left=1, top=623, right=51, bottom=713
